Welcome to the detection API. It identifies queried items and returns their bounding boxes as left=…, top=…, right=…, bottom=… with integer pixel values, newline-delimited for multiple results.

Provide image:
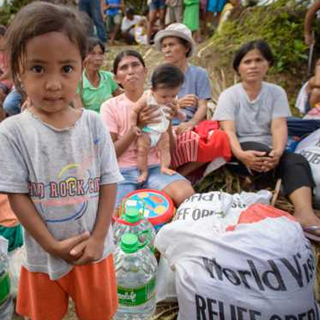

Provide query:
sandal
left=303, top=226, right=320, bottom=242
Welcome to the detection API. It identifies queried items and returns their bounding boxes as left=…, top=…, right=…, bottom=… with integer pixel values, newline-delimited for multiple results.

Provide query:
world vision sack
left=155, top=191, right=272, bottom=302
left=295, top=129, right=320, bottom=206
left=173, top=190, right=272, bottom=228
left=155, top=204, right=319, bottom=320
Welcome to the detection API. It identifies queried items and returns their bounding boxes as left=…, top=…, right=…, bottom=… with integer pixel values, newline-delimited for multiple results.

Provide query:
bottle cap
left=124, top=206, right=141, bottom=223
left=120, top=233, right=139, bottom=253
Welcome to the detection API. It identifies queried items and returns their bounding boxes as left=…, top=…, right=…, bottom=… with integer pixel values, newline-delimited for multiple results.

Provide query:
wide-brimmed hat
left=154, top=23, right=196, bottom=58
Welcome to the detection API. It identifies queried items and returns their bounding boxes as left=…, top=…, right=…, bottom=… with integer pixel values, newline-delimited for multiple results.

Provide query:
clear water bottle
left=0, top=251, right=13, bottom=320
left=113, top=200, right=156, bottom=251
left=114, top=233, right=158, bottom=320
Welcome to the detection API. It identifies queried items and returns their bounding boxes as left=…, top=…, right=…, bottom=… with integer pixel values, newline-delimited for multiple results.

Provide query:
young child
left=131, top=63, right=185, bottom=183
left=0, top=2, right=122, bottom=320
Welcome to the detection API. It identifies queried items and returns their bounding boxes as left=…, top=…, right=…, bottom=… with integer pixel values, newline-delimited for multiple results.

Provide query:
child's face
left=152, top=86, right=180, bottom=105
left=20, top=31, right=82, bottom=115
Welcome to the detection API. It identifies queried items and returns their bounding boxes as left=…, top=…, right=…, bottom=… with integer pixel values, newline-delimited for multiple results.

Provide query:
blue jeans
left=3, top=89, right=22, bottom=116
left=116, top=165, right=187, bottom=207
left=78, top=0, right=107, bottom=43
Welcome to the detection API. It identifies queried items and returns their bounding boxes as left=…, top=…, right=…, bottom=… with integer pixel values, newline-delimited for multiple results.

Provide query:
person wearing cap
left=154, top=23, right=231, bottom=176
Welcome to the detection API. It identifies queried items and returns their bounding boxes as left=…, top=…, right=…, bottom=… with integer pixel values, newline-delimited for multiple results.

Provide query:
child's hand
left=51, top=231, right=90, bottom=263
left=70, top=236, right=105, bottom=265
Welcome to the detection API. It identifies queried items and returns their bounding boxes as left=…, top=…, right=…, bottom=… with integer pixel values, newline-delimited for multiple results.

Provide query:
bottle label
left=0, top=272, right=10, bottom=305
left=117, top=276, right=156, bottom=306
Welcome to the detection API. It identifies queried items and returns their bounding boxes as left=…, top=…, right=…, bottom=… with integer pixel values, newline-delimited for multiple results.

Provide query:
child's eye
left=31, top=65, right=44, bottom=73
left=62, top=65, right=73, bottom=73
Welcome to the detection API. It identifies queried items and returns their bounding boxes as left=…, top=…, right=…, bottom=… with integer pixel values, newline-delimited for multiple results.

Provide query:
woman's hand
left=175, top=120, right=195, bottom=135
left=238, top=150, right=270, bottom=173
left=260, top=150, right=282, bottom=172
left=136, top=104, right=161, bottom=128
left=178, top=94, right=198, bottom=108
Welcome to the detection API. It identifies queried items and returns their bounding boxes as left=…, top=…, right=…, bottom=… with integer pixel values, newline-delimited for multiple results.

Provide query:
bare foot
left=294, top=213, right=320, bottom=237
left=137, top=171, right=148, bottom=183
left=161, top=167, right=176, bottom=176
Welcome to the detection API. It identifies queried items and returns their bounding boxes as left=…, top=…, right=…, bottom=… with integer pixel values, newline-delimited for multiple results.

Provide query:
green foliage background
left=211, top=0, right=310, bottom=75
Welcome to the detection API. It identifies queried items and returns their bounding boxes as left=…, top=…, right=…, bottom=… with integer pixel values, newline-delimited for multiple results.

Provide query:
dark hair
left=151, top=63, right=184, bottom=90
left=113, top=50, right=146, bottom=74
left=0, top=25, right=6, bottom=37
left=88, top=37, right=105, bottom=54
left=125, top=7, right=135, bottom=16
left=233, top=40, right=274, bottom=73
left=4, top=2, right=87, bottom=92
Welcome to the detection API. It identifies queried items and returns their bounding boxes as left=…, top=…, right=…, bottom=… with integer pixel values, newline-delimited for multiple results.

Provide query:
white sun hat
left=154, top=23, right=196, bottom=58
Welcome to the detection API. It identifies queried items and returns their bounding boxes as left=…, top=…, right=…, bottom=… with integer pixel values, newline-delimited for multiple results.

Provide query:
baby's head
left=151, top=63, right=184, bottom=105
left=5, top=2, right=87, bottom=93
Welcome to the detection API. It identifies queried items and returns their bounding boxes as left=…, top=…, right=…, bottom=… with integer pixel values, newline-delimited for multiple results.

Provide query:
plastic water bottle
left=113, top=233, right=157, bottom=320
left=113, top=200, right=156, bottom=251
left=0, top=251, right=13, bottom=320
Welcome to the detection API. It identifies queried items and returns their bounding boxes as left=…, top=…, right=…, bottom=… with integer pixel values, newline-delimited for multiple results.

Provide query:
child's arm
left=70, top=183, right=117, bottom=265
left=8, top=193, right=90, bottom=262
left=130, top=92, right=148, bottom=135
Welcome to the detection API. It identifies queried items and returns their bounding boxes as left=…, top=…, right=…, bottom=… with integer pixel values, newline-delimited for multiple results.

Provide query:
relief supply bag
left=155, top=204, right=319, bottom=320
left=155, top=191, right=272, bottom=302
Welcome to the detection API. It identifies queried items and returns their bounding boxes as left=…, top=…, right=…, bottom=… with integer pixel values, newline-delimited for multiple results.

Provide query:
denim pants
left=78, top=0, right=107, bottom=43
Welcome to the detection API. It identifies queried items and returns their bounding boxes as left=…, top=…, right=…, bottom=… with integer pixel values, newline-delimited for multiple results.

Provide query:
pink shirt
left=100, top=93, right=160, bottom=169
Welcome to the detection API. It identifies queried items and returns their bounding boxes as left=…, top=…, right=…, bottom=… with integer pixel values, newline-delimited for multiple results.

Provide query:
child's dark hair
left=113, top=50, right=146, bottom=74
left=4, top=2, right=87, bottom=93
left=233, top=40, right=274, bottom=73
left=151, top=63, right=184, bottom=90
left=88, top=37, right=105, bottom=54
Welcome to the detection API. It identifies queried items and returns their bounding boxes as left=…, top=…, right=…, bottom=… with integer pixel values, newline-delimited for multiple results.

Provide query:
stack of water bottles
left=0, top=236, right=13, bottom=320
left=113, top=200, right=158, bottom=319
left=113, top=199, right=156, bottom=251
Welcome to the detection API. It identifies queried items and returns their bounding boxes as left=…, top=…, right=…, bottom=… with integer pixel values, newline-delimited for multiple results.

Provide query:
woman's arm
left=110, top=100, right=161, bottom=158
left=8, top=193, right=90, bottom=262
left=304, top=1, right=320, bottom=46
left=261, top=117, right=287, bottom=172
left=175, top=99, right=207, bottom=134
left=220, top=120, right=268, bottom=172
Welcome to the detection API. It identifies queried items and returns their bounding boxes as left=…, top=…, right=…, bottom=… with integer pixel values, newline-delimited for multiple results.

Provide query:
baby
left=131, top=63, right=185, bottom=182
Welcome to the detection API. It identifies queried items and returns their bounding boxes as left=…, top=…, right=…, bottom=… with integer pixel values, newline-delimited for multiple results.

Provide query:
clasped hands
left=239, top=149, right=281, bottom=173
left=50, top=232, right=104, bottom=266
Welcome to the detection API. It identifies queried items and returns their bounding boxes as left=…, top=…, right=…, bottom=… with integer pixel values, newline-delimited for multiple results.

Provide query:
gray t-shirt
left=0, top=109, right=122, bottom=280
left=213, top=82, right=291, bottom=146
left=172, top=65, right=212, bottom=126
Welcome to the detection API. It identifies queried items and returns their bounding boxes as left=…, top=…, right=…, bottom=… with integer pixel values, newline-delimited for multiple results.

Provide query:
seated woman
left=74, top=37, right=122, bottom=113
left=154, top=23, right=231, bottom=177
left=214, top=39, right=320, bottom=242
left=100, top=50, right=195, bottom=208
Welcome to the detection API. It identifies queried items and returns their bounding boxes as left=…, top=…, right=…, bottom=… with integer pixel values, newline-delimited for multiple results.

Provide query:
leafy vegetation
left=211, top=0, right=309, bottom=74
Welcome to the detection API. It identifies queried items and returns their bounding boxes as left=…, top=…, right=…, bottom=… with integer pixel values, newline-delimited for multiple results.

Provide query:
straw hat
left=154, top=23, right=196, bottom=58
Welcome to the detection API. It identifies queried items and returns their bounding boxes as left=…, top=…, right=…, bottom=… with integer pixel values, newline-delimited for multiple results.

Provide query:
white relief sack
left=155, top=191, right=272, bottom=302
left=155, top=204, right=319, bottom=319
